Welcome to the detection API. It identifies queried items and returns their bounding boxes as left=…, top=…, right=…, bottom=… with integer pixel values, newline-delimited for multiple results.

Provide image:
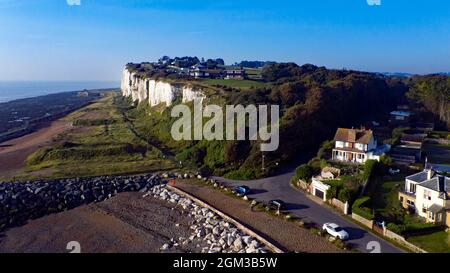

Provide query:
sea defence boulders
left=0, top=174, right=162, bottom=231
left=145, top=185, right=268, bottom=253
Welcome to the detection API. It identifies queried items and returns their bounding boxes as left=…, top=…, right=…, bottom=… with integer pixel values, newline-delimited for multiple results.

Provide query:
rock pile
left=145, top=185, right=268, bottom=253
left=0, top=174, right=161, bottom=231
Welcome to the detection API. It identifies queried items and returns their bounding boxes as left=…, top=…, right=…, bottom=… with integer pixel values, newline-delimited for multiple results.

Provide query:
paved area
left=213, top=169, right=404, bottom=253
left=175, top=180, right=345, bottom=253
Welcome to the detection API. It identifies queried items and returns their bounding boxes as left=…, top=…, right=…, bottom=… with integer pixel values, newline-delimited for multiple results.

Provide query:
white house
left=399, top=168, right=450, bottom=226
left=332, top=128, right=386, bottom=164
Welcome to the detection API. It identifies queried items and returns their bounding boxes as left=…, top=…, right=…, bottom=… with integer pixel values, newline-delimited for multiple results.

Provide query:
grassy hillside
left=20, top=92, right=176, bottom=180
left=116, top=63, right=407, bottom=179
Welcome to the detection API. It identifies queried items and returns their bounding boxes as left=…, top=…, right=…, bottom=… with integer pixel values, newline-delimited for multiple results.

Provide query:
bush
left=337, top=188, right=353, bottom=203
left=295, top=164, right=313, bottom=181
left=224, top=169, right=256, bottom=180
left=326, top=185, right=338, bottom=200
left=387, top=223, right=404, bottom=234
left=387, top=222, right=440, bottom=236
left=362, top=160, right=378, bottom=181
left=352, top=196, right=374, bottom=220
left=317, top=140, right=334, bottom=160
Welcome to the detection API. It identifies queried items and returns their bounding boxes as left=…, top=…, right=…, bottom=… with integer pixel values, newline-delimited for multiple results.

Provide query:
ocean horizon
left=0, top=81, right=120, bottom=103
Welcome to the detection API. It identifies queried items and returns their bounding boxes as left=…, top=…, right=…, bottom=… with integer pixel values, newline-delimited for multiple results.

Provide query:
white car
left=322, top=223, right=349, bottom=240
left=389, top=168, right=400, bottom=175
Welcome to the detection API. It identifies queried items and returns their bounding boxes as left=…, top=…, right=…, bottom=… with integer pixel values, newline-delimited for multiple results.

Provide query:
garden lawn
left=407, top=230, right=450, bottom=253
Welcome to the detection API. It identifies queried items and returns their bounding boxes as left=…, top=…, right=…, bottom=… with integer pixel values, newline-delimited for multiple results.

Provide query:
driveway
left=213, top=169, right=404, bottom=253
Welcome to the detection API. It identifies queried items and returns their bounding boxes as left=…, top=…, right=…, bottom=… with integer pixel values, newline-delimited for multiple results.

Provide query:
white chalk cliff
left=121, top=67, right=205, bottom=107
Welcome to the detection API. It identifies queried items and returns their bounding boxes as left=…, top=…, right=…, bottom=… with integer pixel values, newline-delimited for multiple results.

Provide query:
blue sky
left=0, top=0, right=449, bottom=81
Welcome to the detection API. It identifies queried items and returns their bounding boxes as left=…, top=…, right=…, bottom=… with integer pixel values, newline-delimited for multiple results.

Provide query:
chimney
left=427, top=169, right=434, bottom=180
left=438, top=176, right=444, bottom=192
left=348, top=129, right=356, bottom=142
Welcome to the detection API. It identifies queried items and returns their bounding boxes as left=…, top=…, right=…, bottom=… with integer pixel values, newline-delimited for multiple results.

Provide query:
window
left=422, top=206, right=427, bottom=214
left=409, top=183, right=416, bottom=193
left=424, top=190, right=431, bottom=200
left=429, top=212, right=435, bottom=221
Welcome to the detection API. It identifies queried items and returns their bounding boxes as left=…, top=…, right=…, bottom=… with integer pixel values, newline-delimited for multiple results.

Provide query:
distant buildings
left=132, top=57, right=252, bottom=80
left=332, top=128, right=390, bottom=164
left=225, top=68, right=245, bottom=79
left=389, top=110, right=412, bottom=125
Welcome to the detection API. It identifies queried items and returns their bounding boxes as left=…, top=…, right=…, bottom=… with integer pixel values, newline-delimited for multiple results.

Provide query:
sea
left=0, top=81, right=120, bottom=103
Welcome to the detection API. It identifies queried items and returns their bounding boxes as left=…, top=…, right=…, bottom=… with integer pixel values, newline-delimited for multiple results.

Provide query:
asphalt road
left=213, top=170, right=404, bottom=253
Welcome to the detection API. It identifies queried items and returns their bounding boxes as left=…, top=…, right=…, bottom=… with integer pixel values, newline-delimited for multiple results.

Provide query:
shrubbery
left=352, top=196, right=374, bottom=220
left=387, top=222, right=441, bottom=236
left=295, top=164, right=313, bottom=181
left=224, top=169, right=257, bottom=180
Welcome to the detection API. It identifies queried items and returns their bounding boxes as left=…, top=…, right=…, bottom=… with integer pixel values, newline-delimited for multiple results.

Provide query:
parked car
left=234, top=185, right=250, bottom=195
left=266, top=199, right=286, bottom=211
left=389, top=168, right=400, bottom=175
left=322, top=223, right=349, bottom=240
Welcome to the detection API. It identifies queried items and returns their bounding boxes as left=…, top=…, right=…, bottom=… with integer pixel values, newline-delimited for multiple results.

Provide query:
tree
left=295, top=164, right=313, bottom=181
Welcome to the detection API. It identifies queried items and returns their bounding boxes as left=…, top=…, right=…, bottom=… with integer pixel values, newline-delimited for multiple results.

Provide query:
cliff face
left=120, top=67, right=205, bottom=107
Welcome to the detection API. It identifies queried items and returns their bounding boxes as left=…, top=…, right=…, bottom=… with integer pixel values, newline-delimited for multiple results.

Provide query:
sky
left=0, top=0, right=449, bottom=81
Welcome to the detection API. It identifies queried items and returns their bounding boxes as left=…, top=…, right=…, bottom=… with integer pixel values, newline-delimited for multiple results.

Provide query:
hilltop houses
left=332, top=128, right=390, bottom=164
left=225, top=67, right=246, bottom=79
left=399, top=168, right=450, bottom=226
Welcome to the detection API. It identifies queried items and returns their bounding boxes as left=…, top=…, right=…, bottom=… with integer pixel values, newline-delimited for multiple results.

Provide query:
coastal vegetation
left=21, top=93, right=176, bottom=180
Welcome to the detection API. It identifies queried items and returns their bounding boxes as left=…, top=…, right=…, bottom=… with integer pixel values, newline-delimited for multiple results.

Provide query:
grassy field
left=408, top=230, right=450, bottom=253
left=200, top=79, right=267, bottom=90
left=18, top=92, right=177, bottom=180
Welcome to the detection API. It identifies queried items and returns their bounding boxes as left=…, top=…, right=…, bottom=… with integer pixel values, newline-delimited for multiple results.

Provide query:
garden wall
left=329, top=198, right=348, bottom=214
left=351, top=213, right=373, bottom=229
left=384, top=229, right=427, bottom=253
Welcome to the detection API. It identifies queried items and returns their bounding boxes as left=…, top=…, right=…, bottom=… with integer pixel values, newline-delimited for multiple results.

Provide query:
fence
left=329, top=198, right=349, bottom=215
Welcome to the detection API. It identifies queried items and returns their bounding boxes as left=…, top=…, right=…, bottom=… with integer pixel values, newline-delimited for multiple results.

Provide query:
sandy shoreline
left=0, top=120, right=73, bottom=179
left=0, top=192, right=195, bottom=253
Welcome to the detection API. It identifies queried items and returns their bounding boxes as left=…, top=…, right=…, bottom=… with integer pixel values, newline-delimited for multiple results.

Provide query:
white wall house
left=399, top=168, right=450, bottom=226
left=332, top=128, right=383, bottom=164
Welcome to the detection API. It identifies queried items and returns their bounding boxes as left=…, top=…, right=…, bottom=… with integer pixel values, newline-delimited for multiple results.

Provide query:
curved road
left=213, top=170, right=404, bottom=253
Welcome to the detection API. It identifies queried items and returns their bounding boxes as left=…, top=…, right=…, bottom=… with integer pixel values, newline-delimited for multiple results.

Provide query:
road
left=213, top=169, right=404, bottom=253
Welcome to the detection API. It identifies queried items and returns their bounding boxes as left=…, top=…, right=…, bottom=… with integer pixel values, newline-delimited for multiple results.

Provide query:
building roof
left=428, top=204, right=445, bottom=213
left=333, top=128, right=373, bottom=144
left=390, top=111, right=412, bottom=117
left=401, top=134, right=425, bottom=144
left=406, top=170, right=431, bottom=183
left=419, top=176, right=450, bottom=193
